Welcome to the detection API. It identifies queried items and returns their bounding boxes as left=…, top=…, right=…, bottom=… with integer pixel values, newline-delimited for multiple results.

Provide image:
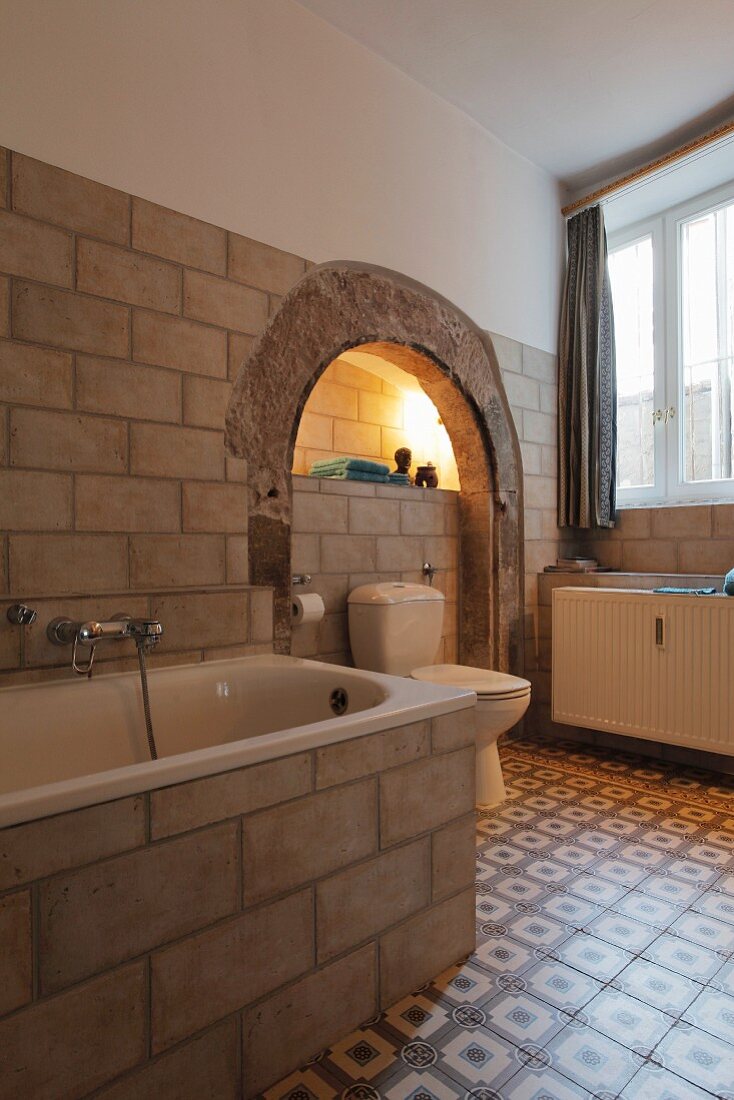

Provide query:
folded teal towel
left=388, top=473, right=411, bottom=484
left=725, top=568, right=734, bottom=596
left=653, top=587, right=717, bottom=595
left=310, top=457, right=390, bottom=475
left=318, top=470, right=389, bottom=482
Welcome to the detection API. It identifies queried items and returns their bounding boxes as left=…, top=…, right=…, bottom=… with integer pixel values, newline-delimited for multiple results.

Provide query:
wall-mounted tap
left=292, top=574, right=312, bottom=586
left=47, top=613, right=163, bottom=677
left=6, top=604, right=38, bottom=626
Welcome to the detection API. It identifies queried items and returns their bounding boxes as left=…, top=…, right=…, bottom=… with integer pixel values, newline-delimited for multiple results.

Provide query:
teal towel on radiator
left=653, top=586, right=718, bottom=595
left=725, top=568, right=734, bottom=595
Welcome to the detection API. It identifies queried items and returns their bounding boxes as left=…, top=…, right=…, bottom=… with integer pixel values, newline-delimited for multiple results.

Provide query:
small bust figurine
left=394, top=447, right=412, bottom=475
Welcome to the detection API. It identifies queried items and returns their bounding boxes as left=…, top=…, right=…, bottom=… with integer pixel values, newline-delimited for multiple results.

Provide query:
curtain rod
left=561, top=118, right=734, bottom=217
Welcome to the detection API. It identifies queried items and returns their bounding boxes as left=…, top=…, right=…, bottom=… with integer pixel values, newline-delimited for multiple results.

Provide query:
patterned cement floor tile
left=259, top=736, right=734, bottom=1099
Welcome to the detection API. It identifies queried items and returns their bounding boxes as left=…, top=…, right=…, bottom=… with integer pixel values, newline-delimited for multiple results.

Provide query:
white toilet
left=347, top=582, right=531, bottom=805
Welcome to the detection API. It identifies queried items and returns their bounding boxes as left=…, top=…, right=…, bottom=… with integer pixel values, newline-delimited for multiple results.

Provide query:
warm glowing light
left=402, top=390, right=460, bottom=490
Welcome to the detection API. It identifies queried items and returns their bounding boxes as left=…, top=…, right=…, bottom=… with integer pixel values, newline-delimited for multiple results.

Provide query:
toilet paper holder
left=292, top=574, right=311, bottom=586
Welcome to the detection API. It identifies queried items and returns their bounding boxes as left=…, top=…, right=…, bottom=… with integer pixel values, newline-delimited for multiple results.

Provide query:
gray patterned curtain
left=558, top=205, right=617, bottom=528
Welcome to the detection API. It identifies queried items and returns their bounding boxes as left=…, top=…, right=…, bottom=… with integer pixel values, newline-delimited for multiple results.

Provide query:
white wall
left=0, top=0, right=564, bottom=353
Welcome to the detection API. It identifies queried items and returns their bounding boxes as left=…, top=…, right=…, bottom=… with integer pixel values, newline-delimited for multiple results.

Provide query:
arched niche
left=226, top=261, right=524, bottom=674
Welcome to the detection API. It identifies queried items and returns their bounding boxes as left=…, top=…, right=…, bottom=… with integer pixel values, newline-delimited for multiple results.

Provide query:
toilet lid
left=411, top=663, right=532, bottom=700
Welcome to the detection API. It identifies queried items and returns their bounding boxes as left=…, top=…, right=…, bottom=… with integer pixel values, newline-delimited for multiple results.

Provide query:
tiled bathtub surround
left=0, top=709, right=476, bottom=1099
left=291, top=474, right=459, bottom=664
left=0, top=145, right=305, bottom=678
left=262, top=735, right=734, bottom=1099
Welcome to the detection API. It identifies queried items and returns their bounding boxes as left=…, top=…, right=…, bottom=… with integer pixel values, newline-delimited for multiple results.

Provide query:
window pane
left=609, top=235, right=655, bottom=488
left=681, top=201, right=734, bottom=482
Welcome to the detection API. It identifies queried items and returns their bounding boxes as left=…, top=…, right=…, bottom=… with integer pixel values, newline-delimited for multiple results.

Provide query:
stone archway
left=226, top=261, right=524, bottom=674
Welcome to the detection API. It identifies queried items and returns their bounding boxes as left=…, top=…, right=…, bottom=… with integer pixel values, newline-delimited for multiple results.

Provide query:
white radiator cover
left=552, top=587, right=734, bottom=754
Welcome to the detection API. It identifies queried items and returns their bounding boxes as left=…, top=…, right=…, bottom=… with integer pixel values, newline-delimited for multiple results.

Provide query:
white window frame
left=609, top=178, right=734, bottom=507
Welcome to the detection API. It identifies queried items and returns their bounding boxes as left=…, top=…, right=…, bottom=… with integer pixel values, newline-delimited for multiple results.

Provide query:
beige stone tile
left=39, top=822, right=239, bottom=992
left=12, top=280, right=129, bottom=356
left=524, top=508, right=544, bottom=541
left=380, top=747, right=474, bottom=847
left=0, top=891, right=31, bottom=1015
left=132, top=309, right=227, bottom=378
left=423, top=536, right=458, bottom=571
left=227, top=330, right=255, bottom=381
left=225, top=454, right=248, bottom=483
left=678, top=539, right=734, bottom=575
left=242, top=780, right=377, bottom=905
left=0, top=607, right=20, bottom=669
left=130, top=534, right=225, bottom=588
left=183, top=269, right=267, bottom=334
left=541, top=445, right=558, bottom=477
left=650, top=505, right=712, bottom=539
left=9, top=533, right=128, bottom=594
left=12, top=153, right=130, bottom=243
left=182, top=375, right=231, bottom=429
left=75, top=474, right=180, bottom=533
left=320, top=476, right=376, bottom=497
left=228, top=233, right=305, bottom=295
left=296, top=410, right=332, bottom=450
left=151, top=889, right=313, bottom=1052
left=292, top=533, right=321, bottom=573
left=400, top=500, right=445, bottom=535
left=431, top=708, right=476, bottom=755
left=540, top=383, right=557, bottom=416
left=502, top=369, right=540, bottom=411
left=333, top=418, right=381, bottom=456
left=522, top=344, right=557, bottom=384
left=130, top=422, right=224, bottom=480
left=621, top=539, right=678, bottom=573
left=321, top=534, right=376, bottom=573
left=0, top=796, right=144, bottom=890
left=9, top=407, right=127, bottom=473
left=317, top=611, right=348, bottom=654
left=316, top=721, right=429, bottom=789
left=22, top=593, right=148, bottom=668
left=0, top=962, right=146, bottom=1100
left=95, top=1019, right=238, bottom=1100
left=0, top=209, right=72, bottom=286
left=524, top=475, right=556, bottom=510
left=76, top=237, right=180, bottom=313
left=0, top=469, right=71, bottom=530
left=523, top=409, right=556, bottom=445
left=242, top=944, right=375, bottom=1095
left=132, top=197, right=226, bottom=273
left=432, top=814, right=476, bottom=901
left=182, top=480, right=247, bottom=533
left=375, top=534, right=424, bottom=572
left=307, top=380, right=358, bottom=420
left=317, top=838, right=429, bottom=962
left=491, top=332, right=523, bottom=374
left=293, top=492, right=348, bottom=534
left=226, top=535, right=249, bottom=583
left=358, top=390, right=403, bottom=428
left=76, top=355, right=181, bottom=422
left=525, top=539, right=561, bottom=574
left=0, top=276, right=9, bottom=337
left=379, top=887, right=475, bottom=1009
left=150, top=590, right=250, bottom=652
left=712, top=504, right=734, bottom=537
left=290, top=620, right=319, bottom=658
left=299, top=574, right=348, bottom=614
left=328, top=359, right=382, bottom=392
left=151, top=751, right=310, bottom=839
left=347, top=497, right=400, bottom=535
left=381, top=425, right=412, bottom=462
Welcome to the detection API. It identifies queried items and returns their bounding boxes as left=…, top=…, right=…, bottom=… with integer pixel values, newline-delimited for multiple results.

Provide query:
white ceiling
left=296, top=0, right=734, bottom=194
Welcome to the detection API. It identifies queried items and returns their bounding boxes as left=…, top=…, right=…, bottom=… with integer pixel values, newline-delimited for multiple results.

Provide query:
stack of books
left=544, top=556, right=616, bottom=573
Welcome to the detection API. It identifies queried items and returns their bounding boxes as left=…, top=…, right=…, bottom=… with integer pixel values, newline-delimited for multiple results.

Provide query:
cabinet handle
left=655, top=616, right=665, bottom=647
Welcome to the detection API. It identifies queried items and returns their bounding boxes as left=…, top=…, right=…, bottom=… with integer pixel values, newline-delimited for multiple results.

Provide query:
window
left=609, top=182, right=734, bottom=504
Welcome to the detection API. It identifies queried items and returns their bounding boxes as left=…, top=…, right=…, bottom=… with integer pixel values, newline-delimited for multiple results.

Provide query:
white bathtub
left=0, top=654, right=475, bottom=827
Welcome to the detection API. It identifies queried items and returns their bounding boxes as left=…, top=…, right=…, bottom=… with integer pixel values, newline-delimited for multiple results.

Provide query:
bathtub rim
left=0, top=653, right=476, bottom=828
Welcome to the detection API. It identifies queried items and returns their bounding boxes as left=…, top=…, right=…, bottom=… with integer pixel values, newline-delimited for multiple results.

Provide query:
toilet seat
left=411, top=663, right=531, bottom=701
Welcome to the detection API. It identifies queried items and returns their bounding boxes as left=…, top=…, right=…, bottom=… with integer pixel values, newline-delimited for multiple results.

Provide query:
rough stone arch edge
left=225, top=260, right=524, bottom=674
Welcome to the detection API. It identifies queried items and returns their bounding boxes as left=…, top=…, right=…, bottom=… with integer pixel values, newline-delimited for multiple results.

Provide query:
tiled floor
left=261, top=736, right=734, bottom=1099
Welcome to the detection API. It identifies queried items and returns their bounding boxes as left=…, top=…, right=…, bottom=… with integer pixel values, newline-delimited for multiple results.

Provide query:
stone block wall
left=294, top=358, right=412, bottom=474
left=0, top=710, right=477, bottom=1098
left=291, top=474, right=459, bottom=664
left=0, top=146, right=307, bottom=681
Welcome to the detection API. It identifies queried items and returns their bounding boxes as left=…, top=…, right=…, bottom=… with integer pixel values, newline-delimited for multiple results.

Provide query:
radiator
left=552, top=587, right=734, bottom=754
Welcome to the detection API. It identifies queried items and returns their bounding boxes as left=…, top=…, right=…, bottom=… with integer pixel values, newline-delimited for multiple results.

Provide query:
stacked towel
left=308, top=457, right=390, bottom=483
left=725, top=568, right=734, bottom=596
left=388, top=472, right=411, bottom=485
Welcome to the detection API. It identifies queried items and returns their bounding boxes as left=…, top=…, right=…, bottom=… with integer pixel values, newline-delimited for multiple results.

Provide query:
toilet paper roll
left=291, top=592, right=325, bottom=626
